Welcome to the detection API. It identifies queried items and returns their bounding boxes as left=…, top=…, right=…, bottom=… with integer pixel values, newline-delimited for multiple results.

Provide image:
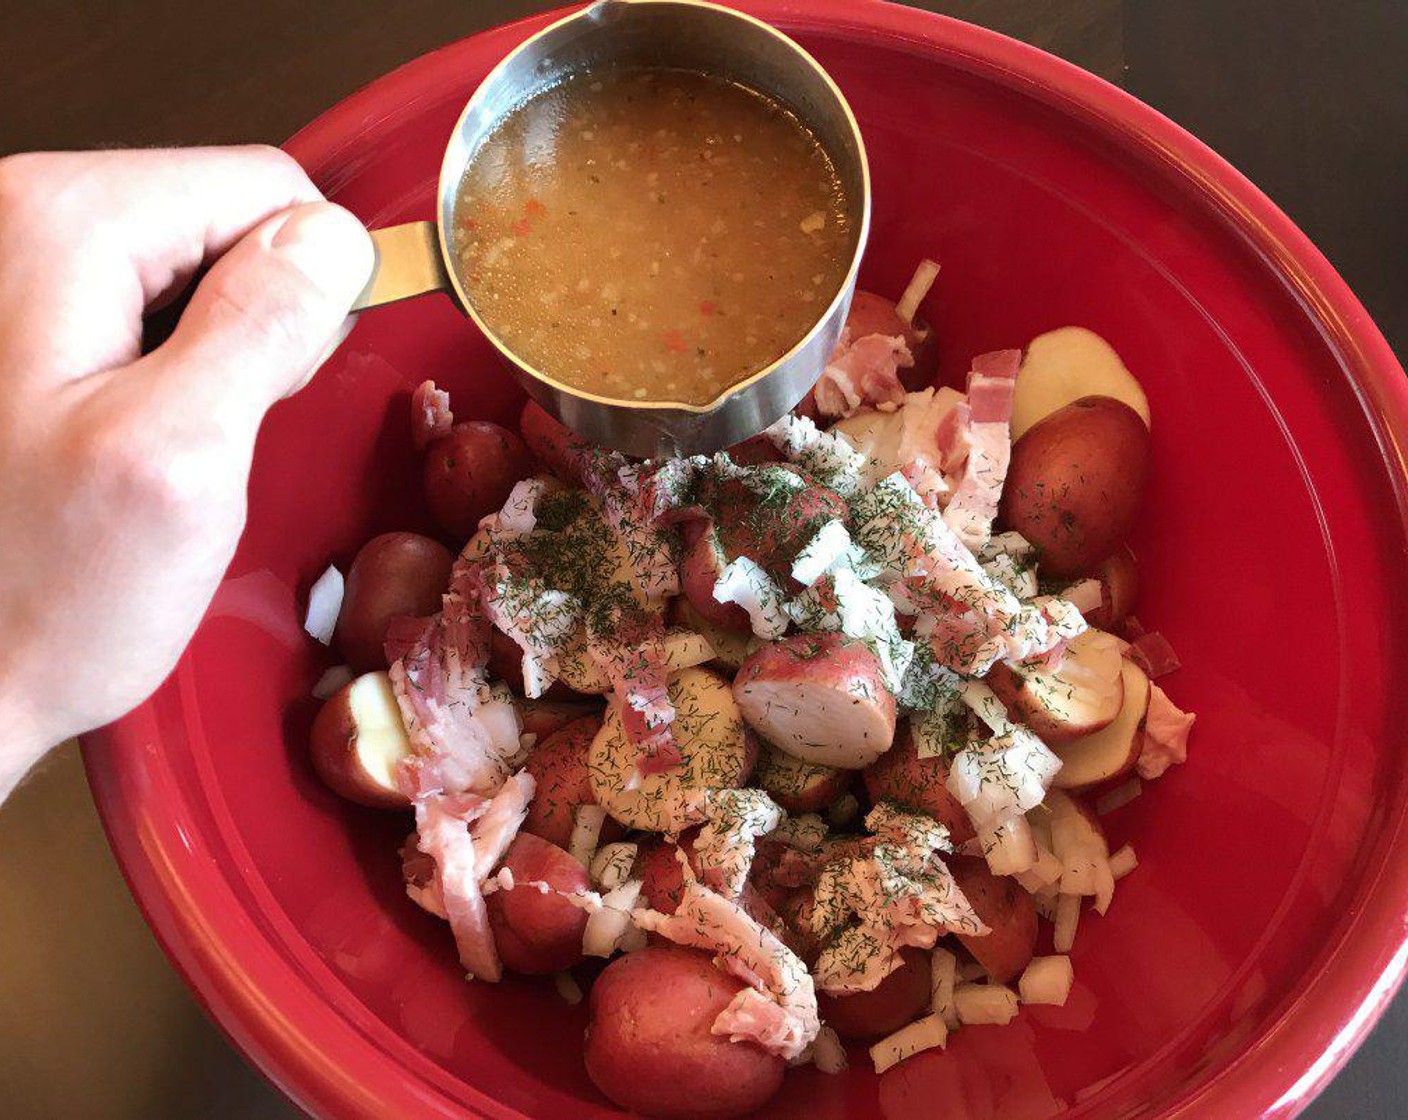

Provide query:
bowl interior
left=89, top=6, right=1408, bottom=1119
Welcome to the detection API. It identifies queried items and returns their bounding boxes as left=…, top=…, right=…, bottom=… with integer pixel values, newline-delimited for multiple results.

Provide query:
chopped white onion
left=1018, top=956, right=1073, bottom=1006
left=930, top=948, right=958, bottom=1027
left=582, top=879, right=643, bottom=958
left=554, top=971, right=583, bottom=1005
left=303, top=564, right=344, bottom=645
left=589, top=842, right=638, bottom=891
left=311, top=664, right=354, bottom=700
left=791, top=520, right=853, bottom=587
left=957, top=958, right=987, bottom=983
left=1032, top=884, right=1059, bottom=922
left=895, top=258, right=941, bottom=326
left=954, top=983, right=1019, bottom=1026
left=1096, top=778, right=1143, bottom=817
left=1109, top=844, right=1138, bottom=880
left=812, top=1026, right=848, bottom=1074
left=870, top=1013, right=947, bottom=1074
left=981, top=815, right=1037, bottom=876
left=568, top=804, right=607, bottom=868
left=1015, top=845, right=1064, bottom=893
left=1053, top=893, right=1081, bottom=953
left=1092, top=857, right=1116, bottom=915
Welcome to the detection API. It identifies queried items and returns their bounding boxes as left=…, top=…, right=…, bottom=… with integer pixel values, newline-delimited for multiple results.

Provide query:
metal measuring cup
left=353, top=0, right=870, bottom=457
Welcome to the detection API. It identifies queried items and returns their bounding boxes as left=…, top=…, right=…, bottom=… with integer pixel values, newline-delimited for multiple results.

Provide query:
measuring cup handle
left=352, top=221, right=450, bottom=311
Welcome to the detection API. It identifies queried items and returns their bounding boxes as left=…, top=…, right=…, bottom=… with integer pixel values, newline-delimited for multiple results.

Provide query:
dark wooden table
left=1, top=2, right=1403, bottom=1116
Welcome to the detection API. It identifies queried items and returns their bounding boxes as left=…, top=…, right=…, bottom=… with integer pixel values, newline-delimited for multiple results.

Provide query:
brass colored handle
left=352, top=221, right=450, bottom=311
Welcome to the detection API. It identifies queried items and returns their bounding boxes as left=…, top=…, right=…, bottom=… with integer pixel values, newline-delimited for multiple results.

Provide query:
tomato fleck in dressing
left=453, top=68, right=853, bottom=406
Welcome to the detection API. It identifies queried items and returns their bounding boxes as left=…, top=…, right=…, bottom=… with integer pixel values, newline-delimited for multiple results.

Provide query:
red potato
left=862, top=722, right=976, bottom=844
left=1051, top=658, right=1151, bottom=790
left=485, top=833, right=591, bottom=975
left=753, top=740, right=852, bottom=813
left=422, top=421, right=532, bottom=542
left=986, top=629, right=1124, bottom=745
left=777, top=888, right=823, bottom=966
left=517, top=697, right=604, bottom=740
left=589, top=667, right=757, bottom=831
left=520, top=400, right=588, bottom=485
left=309, top=671, right=412, bottom=809
left=1011, top=326, right=1151, bottom=442
left=679, top=520, right=752, bottom=634
left=586, top=946, right=786, bottom=1119
left=817, top=947, right=932, bottom=1039
left=521, top=715, right=623, bottom=850
left=1000, top=396, right=1151, bottom=578
left=670, top=596, right=754, bottom=672
left=725, top=433, right=784, bottom=467
left=734, top=633, right=897, bottom=769
left=1085, top=546, right=1140, bottom=631
left=845, top=289, right=937, bottom=390
left=334, top=532, right=453, bottom=671
left=948, top=856, right=1039, bottom=984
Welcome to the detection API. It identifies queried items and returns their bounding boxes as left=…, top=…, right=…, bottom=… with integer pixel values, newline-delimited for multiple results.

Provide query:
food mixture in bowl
left=302, top=261, right=1195, bottom=1118
left=452, top=67, right=854, bottom=405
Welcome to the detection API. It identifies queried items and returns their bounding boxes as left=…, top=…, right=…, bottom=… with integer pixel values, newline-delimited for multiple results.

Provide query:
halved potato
left=987, top=629, right=1124, bottom=745
left=1012, top=326, right=1150, bottom=441
left=557, top=628, right=715, bottom=694
left=1050, top=659, right=1151, bottom=790
left=310, top=671, right=412, bottom=809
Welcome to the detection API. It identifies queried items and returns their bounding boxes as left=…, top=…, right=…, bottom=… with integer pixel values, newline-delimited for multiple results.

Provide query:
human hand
left=0, top=146, right=373, bottom=800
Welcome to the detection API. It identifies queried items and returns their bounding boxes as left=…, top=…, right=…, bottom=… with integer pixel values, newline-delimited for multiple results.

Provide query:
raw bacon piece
left=691, top=789, right=785, bottom=898
left=1129, top=631, right=1182, bottom=680
left=942, top=351, right=1019, bottom=550
left=1137, top=683, right=1195, bottom=779
left=412, top=379, right=454, bottom=450
left=587, top=611, right=683, bottom=775
left=635, top=881, right=820, bottom=1061
left=813, top=330, right=913, bottom=420
left=414, top=792, right=498, bottom=981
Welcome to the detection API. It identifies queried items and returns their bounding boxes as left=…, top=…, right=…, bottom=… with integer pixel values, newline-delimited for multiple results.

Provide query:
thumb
left=141, top=200, right=373, bottom=429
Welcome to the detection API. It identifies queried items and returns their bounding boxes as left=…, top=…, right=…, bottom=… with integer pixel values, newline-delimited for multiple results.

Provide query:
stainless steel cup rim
left=353, top=0, right=871, bottom=454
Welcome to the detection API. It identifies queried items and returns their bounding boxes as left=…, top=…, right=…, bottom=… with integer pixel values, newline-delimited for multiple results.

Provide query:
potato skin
left=586, top=946, right=786, bottom=1119
left=485, top=834, right=590, bottom=975
left=334, top=532, right=453, bottom=671
left=754, top=740, right=852, bottom=814
left=422, top=421, right=531, bottom=541
left=520, top=715, right=622, bottom=850
left=817, top=947, right=932, bottom=1039
left=863, top=723, right=975, bottom=843
left=948, top=856, right=1038, bottom=983
left=1086, top=545, right=1140, bottom=631
left=520, top=400, right=587, bottom=485
left=308, top=674, right=410, bottom=810
left=999, top=396, right=1150, bottom=578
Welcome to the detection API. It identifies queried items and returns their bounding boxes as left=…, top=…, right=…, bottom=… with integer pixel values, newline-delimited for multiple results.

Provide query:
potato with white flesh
left=817, top=946, right=933, bottom=1039
left=522, top=715, right=623, bottom=850
left=862, top=722, right=976, bottom=844
left=734, top=633, right=897, bottom=769
left=1051, top=659, right=1151, bottom=790
left=589, top=667, right=756, bottom=831
left=585, top=946, right=786, bottom=1120
left=557, top=627, right=714, bottom=694
left=754, top=741, right=852, bottom=813
left=948, top=856, right=1038, bottom=984
left=986, top=629, right=1124, bottom=745
left=1011, top=326, right=1151, bottom=441
left=309, top=672, right=412, bottom=809
left=1085, top=546, right=1139, bottom=631
left=485, top=833, right=590, bottom=975
left=1000, top=396, right=1151, bottom=578
left=670, top=597, right=754, bottom=671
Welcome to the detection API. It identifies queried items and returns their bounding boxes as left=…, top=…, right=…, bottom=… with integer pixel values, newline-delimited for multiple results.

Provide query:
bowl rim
left=82, top=2, right=1408, bottom=1118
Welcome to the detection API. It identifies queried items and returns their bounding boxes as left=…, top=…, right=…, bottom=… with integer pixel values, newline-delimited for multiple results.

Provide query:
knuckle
left=87, top=418, right=237, bottom=531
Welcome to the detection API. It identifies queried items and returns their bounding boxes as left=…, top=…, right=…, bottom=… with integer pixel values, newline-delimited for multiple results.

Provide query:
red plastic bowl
left=83, top=3, right=1408, bottom=1118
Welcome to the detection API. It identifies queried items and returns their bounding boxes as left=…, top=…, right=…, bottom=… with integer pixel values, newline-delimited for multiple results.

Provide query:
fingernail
left=270, top=201, right=375, bottom=309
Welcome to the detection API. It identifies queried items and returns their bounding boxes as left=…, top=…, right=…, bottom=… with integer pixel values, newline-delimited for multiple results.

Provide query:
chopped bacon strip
left=1137, top=683, right=1195, bottom=779
left=384, top=613, right=438, bottom=667
left=635, top=881, right=820, bottom=1060
left=942, top=351, right=1018, bottom=550
left=692, top=790, right=784, bottom=898
left=587, top=613, right=682, bottom=774
left=411, top=379, right=454, bottom=450
left=966, top=349, right=1020, bottom=420
left=1129, top=631, right=1182, bottom=679
left=813, top=330, right=913, bottom=419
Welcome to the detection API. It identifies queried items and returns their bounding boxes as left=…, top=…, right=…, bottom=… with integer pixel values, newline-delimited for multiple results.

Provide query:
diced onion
left=1053, top=893, right=1081, bottom=953
left=568, top=804, right=607, bottom=868
left=589, top=842, right=638, bottom=891
left=1032, top=885, right=1059, bottom=922
left=1109, top=844, right=1138, bottom=880
left=957, top=958, right=987, bottom=983
left=870, top=1013, right=947, bottom=1074
left=981, top=815, right=1037, bottom=876
left=895, top=258, right=941, bottom=326
left=954, top=983, right=1019, bottom=1026
left=1018, top=956, right=1073, bottom=1006
left=1014, top=846, right=1064, bottom=893
left=311, top=664, right=354, bottom=700
left=1096, top=778, right=1143, bottom=817
left=583, top=879, right=643, bottom=958
left=930, top=948, right=958, bottom=1027
left=303, top=564, right=343, bottom=645
left=554, top=971, right=583, bottom=1005
left=812, top=1026, right=848, bottom=1074
left=1092, top=857, right=1116, bottom=915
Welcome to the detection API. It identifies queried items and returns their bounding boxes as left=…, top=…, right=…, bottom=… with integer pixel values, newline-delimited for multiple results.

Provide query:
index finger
left=0, top=145, right=325, bottom=382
